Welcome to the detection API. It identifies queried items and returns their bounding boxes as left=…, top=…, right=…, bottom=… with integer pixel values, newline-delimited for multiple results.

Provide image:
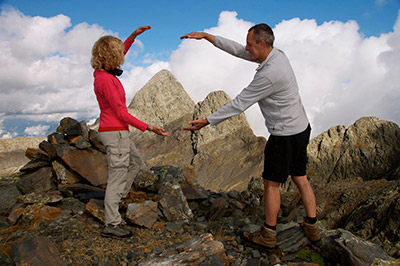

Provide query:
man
left=181, top=23, right=320, bottom=250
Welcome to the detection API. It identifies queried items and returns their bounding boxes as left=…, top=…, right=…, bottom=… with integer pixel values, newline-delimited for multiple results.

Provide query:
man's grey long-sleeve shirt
left=207, top=36, right=309, bottom=136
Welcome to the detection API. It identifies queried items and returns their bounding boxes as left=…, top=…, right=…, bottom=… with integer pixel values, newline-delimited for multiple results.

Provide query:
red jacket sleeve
left=124, top=37, right=134, bottom=55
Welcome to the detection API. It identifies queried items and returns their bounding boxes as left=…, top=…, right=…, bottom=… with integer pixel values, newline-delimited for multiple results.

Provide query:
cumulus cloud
left=0, top=7, right=169, bottom=137
left=24, top=124, right=50, bottom=137
left=1, top=7, right=399, bottom=139
left=0, top=7, right=108, bottom=124
left=170, top=11, right=400, bottom=137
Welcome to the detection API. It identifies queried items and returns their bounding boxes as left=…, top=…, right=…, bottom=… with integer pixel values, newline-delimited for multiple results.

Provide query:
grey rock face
left=138, top=233, right=226, bottom=266
left=318, top=227, right=394, bottom=266
left=344, top=180, right=400, bottom=248
left=128, top=70, right=195, bottom=169
left=307, top=117, right=400, bottom=183
left=126, top=201, right=159, bottom=229
left=0, top=185, right=21, bottom=216
left=190, top=91, right=266, bottom=192
left=158, top=175, right=193, bottom=222
left=127, top=70, right=265, bottom=192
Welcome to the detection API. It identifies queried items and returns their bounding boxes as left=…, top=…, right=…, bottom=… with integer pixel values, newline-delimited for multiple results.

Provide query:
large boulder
left=307, top=117, right=400, bottom=183
left=344, top=180, right=400, bottom=254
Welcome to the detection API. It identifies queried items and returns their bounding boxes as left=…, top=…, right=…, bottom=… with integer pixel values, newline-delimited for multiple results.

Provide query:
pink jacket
left=94, top=37, right=148, bottom=132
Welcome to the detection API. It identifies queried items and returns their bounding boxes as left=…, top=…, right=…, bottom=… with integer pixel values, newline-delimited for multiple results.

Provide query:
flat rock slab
left=56, top=145, right=108, bottom=187
left=12, top=235, right=67, bottom=266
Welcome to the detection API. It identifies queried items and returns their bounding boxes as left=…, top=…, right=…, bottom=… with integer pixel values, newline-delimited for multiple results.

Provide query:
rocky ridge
left=0, top=70, right=399, bottom=265
left=0, top=137, right=46, bottom=177
left=0, top=116, right=398, bottom=265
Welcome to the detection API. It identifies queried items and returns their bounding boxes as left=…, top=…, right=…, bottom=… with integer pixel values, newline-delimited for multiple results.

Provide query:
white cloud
left=24, top=124, right=50, bottom=137
left=0, top=7, right=111, bottom=123
left=169, top=11, right=400, bottom=137
left=0, top=7, right=399, bottom=140
left=0, top=7, right=170, bottom=131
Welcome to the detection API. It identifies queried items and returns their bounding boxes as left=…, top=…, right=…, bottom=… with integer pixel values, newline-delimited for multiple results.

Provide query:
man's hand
left=129, top=25, right=151, bottom=41
left=183, top=119, right=210, bottom=131
left=180, top=32, right=215, bottom=43
left=147, top=125, right=169, bottom=136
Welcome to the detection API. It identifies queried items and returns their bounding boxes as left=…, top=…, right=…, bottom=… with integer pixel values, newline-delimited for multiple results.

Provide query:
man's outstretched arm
left=180, top=32, right=215, bottom=44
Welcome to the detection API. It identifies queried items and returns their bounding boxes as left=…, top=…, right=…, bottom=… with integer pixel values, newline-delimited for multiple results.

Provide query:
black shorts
left=263, top=124, right=311, bottom=183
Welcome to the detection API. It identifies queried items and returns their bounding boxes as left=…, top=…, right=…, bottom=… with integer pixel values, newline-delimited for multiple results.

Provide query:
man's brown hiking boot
left=301, top=221, right=321, bottom=242
left=242, top=224, right=277, bottom=249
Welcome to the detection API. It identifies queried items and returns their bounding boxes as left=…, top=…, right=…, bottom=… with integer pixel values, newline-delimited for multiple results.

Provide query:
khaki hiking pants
left=99, top=130, right=143, bottom=226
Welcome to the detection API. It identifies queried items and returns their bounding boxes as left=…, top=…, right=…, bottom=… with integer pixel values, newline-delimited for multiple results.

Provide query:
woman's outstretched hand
left=147, top=125, right=169, bottom=136
left=129, top=26, right=151, bottom=41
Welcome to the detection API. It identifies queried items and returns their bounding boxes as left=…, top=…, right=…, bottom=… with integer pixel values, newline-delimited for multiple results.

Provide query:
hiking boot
left=301, top=221, right=321, bottom=242
left=242, top=224, right=277, bottom=249
left=101, top=224, right=132, bottom=238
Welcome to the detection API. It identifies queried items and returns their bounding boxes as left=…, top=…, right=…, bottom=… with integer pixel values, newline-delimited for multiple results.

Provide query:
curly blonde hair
left=91, top=35, right=125, bottom=70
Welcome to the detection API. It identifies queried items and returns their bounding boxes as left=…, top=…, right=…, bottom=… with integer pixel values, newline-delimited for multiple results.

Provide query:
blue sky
left=0, top=0, right=400, bottom=138
left=5, top=0, right=399, bottom=61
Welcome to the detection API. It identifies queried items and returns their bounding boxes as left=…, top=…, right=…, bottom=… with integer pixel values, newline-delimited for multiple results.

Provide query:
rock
left=20, top=190, right=63, bottom=204
left=52, top=160, right=82, bottom=184
left=180, top=180, right=209, bottom=200
left=134, top=169, right=161, bottom=192
left=191, top=91, right=266, bottom=192
left=128, top=70, right=195, bottom=168
left=86, top=198, right=105, bottom=223
left=80, top=120, right=89, bottom=139
left=25, top=147, right=51, bottom=161
left=0, top=253, right=13, bottom=265
left=58, top=197, right=86, bottom=216
left=343, top=180, right=400, bottom=249
left=55, top=145, right=108, bottom=187
left=139, top=233, right=227, bottom=266
left=65, top=183, right=105, bottom=194
left=209, top=197, right=229, bottom=221
left=126, top=70, right=266, bottom=192
left=7, top=203, right=25, bottom=225
left=68, top=135, right=92, bottom=149
left=370, top=258, right=400, bottom=265
left=158, top=178, right=193, bottom=222
left=276, top=222, right=308, bottom=253
left=307, top=117, right=400, bottom=183
left=126, top=200, right=160, bottom=229
left=11, top=235, right=67, bottom=266
left=47, top=132, right=67, bottom=145
left=20, top=204, right=62, bottom=229
left=88, top=129, right=106, bottom=153
left=19, top=158, right=50, bottom=172
left=57, top=117, right=82, bottom=136
left=17, top=167, right=55, bottom=194
left=39, top=140, right=58, bottom=158
left=0, top=185, right=21, bottom=215
left=317, top=227, right=393, bottom=266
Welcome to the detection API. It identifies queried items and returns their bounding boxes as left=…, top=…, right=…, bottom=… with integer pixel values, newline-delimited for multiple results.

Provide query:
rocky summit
left=127, top=70, right=265, bottom=192
left=0, top=69, right=400, bottom=266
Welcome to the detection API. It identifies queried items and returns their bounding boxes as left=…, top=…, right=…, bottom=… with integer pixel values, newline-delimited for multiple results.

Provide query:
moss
left=296, top=248, right=324, bottom=266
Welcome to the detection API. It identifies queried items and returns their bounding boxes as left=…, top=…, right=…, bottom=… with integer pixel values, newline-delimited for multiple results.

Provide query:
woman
left=91, top=25, right=169, bottom=238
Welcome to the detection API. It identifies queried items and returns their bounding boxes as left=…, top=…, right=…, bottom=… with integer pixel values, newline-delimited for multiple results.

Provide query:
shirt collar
left=256, top=47, right=277, bottom=71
